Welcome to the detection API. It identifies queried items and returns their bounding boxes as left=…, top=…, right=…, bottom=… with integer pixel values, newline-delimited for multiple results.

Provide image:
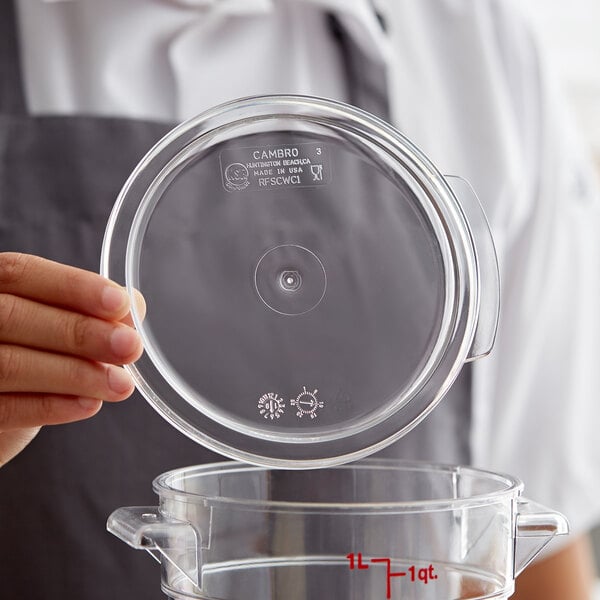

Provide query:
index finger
left=0, top=253, right=131, bottom=321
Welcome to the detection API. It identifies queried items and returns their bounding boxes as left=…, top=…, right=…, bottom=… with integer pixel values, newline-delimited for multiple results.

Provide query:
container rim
left=152, top=459, right=524, bottom=512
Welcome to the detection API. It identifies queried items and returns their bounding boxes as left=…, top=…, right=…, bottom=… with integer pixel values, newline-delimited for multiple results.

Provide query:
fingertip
left=101, top=284, right=130, bottom=319
left=110, top=326, right=143, bottom=362
left=107, top=365, right=135, bottom=398
left=77, top=397, right=103, bottom=414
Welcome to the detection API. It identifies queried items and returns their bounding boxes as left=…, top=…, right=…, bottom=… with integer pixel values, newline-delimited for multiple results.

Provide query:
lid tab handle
left=445, top=176, right=500, bottom=361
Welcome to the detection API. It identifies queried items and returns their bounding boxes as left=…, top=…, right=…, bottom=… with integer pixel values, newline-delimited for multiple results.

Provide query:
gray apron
left=0, top=2, right=471, bottom=598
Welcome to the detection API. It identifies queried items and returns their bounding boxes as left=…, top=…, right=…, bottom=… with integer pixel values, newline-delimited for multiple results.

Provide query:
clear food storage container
left=108, top=459, right=568, bottom=600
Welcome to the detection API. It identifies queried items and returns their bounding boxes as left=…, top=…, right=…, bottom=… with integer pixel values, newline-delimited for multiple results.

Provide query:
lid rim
left=104, top=95, right=482, bottom=467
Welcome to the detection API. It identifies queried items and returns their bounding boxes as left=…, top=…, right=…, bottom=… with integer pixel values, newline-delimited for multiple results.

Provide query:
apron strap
left=0, top=0, right=29, bottom=115
left=329, top=12, right=473, bottom=465
left=328, top=13, right=390, bottom=122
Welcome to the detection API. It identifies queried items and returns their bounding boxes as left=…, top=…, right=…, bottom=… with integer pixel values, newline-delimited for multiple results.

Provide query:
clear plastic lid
left=101, top=95, right=499, bottom=468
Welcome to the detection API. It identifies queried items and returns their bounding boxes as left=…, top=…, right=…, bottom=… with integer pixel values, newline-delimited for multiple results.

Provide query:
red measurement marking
left=346, top=552, right=438, bottom=599
left=370, top=558, right=406, bottom=599
left=345, top=552, right=369, bottom=569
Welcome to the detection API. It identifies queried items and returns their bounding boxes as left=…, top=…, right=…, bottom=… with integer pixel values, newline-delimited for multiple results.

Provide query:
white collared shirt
left=16, top=0, right=386, bottom=121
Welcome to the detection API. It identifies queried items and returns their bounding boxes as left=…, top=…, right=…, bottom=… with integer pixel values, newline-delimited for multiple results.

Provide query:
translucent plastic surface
left=108, top=460, right=568, bottom=600
left=101, top=96, right=498, bottom=466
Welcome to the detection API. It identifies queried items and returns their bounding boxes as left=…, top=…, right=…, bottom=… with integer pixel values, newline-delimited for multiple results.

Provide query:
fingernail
left=78, top=398, right=102, bottom=411
left=102, top=285, right=129, bottom=313
left=110, top=326, right=141, bottom=359
left=107, top=366, right=134, bottom=394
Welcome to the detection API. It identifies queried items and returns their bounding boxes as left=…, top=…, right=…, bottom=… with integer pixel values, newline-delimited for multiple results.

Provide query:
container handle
left=514, top=498, right=570, bottom=577
left=445, top=176, right=500, bottom=361
left=107, top=506, right=201, bottom=588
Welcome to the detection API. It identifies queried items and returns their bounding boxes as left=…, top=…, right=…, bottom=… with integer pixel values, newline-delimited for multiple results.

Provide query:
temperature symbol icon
left=291, top=387, right=324, bottom=419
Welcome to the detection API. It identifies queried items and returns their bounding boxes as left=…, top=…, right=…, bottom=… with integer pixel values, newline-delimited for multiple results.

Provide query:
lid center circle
left=279, top=269, right=303, bottom=292
left=254, top=245, right=327, bottom=316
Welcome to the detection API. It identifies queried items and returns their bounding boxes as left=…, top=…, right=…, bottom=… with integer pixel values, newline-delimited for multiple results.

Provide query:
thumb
left=0, top=427, right=41, bottom=468
left=119, top=288, right=147, bottom=328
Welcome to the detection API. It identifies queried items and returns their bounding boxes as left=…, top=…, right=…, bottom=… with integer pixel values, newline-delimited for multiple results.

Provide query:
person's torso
left=0, top=1, right=472, bottom=598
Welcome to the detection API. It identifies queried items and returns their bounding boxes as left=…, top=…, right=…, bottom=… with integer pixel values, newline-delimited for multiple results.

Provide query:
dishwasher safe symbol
left=310, top=164, right=324, bottom=182
left=258, top=393, right=286, bottom=420
left=291, top=387, right=323, bottom=419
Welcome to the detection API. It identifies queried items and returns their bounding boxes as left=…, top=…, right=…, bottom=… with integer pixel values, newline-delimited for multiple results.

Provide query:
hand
left=0, top=253, right=144, bottom=467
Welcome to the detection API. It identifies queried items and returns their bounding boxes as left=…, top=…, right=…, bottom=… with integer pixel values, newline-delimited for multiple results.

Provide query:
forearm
left=512, top=534, right=596, bottom=600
